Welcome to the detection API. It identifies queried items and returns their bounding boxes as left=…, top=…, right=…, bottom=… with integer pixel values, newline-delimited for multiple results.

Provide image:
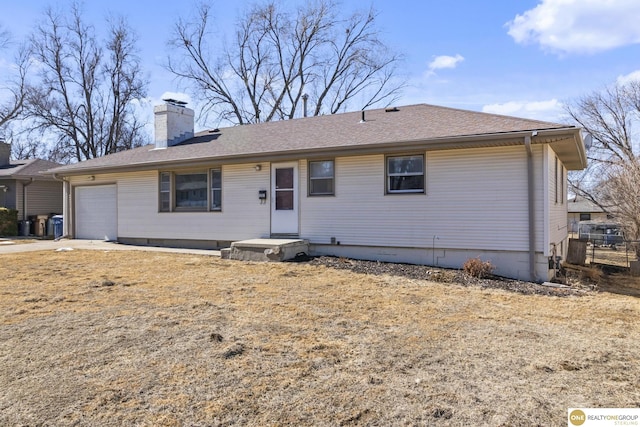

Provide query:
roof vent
left=385, top=107, right=399, bottom=112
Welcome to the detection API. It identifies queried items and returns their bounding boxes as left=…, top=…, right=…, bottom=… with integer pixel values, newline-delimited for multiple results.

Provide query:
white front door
left=271, top=162, right=299, bottom=236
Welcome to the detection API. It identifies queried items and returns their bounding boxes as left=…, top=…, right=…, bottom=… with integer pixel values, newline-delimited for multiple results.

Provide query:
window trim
left=158, top=167, right=223, bottom=213
left=385, top=154, right=425, bottom=195
left=308, top=159, right=335, bottom=196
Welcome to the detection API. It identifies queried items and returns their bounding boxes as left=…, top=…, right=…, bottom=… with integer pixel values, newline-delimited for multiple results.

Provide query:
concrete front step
left=225, top=238, right=309, bottom=262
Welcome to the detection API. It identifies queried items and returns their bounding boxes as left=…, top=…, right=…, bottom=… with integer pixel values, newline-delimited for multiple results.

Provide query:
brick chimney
left=154, top=99, right=195, bottom=149
left=0, top=141, right=10, bottom=166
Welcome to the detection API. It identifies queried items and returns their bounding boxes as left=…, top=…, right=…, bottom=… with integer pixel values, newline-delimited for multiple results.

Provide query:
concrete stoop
left=222, top=239, right=309, bottom=262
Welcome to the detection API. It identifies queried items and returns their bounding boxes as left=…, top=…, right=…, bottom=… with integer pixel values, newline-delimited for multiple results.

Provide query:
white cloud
left=428, top=54, right=464, bottom=72
left=482, top=99, right=564, bottom=122
left=617, top=70, right=640, bottom=85
left=507, top=0, right=640, bottom=54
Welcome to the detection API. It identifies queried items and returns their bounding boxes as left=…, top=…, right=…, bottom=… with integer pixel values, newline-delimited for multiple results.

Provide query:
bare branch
left=167, top=0, right=404, bottom=126
left=25, top=3, right=148, bottom=163
left=0, top=29, right=29, bottom=129
left=566, top=79, right=640, bottom=253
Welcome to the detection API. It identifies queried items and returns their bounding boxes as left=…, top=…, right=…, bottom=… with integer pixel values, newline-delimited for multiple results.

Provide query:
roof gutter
left=524, top=134, right=538, bottom=282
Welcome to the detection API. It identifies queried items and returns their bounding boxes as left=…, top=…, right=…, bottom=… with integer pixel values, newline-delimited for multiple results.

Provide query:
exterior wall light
left=254, top=165, right=262, bottom=171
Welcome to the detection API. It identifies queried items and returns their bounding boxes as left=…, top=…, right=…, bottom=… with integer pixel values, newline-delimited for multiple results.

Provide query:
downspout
left=524, top=134, right=538, bottom=282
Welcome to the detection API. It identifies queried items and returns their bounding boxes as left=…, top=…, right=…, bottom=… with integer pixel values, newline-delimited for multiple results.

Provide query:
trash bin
left=52, top=215, right=64, bottom=240
left=19, top=220, right=31, bottom=236
left=34, top=215, right=48, bottom=237
left=47, top=217, right=54, bottom=237
left=29, top=216, right=37, bottom=235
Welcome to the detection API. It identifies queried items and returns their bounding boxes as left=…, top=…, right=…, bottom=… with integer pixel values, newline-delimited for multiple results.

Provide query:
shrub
left=463, top=257, right=495, bottom=278
left=0, top=207, right=18, bottom=236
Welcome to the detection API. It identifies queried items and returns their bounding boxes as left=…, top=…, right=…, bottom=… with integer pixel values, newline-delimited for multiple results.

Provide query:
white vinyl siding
left=70, top=164, right=270, bottom=241
left=301, top=145, right=544, bottom=252
left=69, top=145, right=551, bottom=255
left=547, top=145, right=569, bottom=256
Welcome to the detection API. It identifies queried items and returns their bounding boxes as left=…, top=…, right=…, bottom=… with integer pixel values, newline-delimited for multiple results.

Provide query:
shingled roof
left=0, top=159, right=62, bottom=180
left=48, top=103, right=586, bottom=175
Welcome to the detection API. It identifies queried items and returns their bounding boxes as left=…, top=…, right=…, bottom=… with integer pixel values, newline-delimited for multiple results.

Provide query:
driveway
left=0, top=239, right=221, bottom=256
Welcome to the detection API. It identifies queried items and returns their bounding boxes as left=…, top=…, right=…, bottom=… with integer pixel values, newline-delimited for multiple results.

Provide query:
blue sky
left=2, top=0, right=640, bottom=128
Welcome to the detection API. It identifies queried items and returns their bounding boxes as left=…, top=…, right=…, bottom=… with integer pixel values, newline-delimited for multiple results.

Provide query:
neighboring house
left=0, top=142, right=63, bottom=234
left=48, top=101, right=586, bottom=282
left=567, top=196, right=609, bottom=232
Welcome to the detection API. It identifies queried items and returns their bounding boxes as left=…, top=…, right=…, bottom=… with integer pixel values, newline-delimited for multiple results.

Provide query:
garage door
left=75, top=185, right=117, bottom=240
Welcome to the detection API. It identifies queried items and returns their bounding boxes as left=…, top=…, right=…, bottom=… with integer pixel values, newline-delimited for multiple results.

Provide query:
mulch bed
left=305, top=256, right=589, bottom=297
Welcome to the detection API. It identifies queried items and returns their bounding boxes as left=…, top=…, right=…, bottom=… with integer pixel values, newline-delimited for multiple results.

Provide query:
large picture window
left=175, top=173, right=208, bottom=209
left=159, top=168, right=222, bottom=212
left=386, top=154, right=425, bottom=194
left=308, top=160, right=334, bottom=196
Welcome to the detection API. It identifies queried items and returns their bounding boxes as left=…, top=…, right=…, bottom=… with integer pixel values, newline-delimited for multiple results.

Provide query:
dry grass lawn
left=1, top=250, right=639, bottom=426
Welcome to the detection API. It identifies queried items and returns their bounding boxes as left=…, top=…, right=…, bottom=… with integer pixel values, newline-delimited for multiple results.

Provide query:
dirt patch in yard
left=1, top=250, right=638, bottom=426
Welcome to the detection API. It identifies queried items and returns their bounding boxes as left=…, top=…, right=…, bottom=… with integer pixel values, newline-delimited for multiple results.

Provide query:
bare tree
left=0, top=25, right=29, bottom=130
left=590, top=159, right=640, bottom=256
left=167, top=0, right=403, bottom=125
left=26, top=4, right=148, bottom=163
left=565, top=80, right=640, bottom=249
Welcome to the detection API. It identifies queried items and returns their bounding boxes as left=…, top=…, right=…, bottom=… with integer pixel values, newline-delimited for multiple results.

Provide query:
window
left=175, top=173, right=208, bottom=209
left=580, top=213, right=591, bottom=221
left=561, top=165, right=565, bottom=204
left=555, top=156, right=559, bottom=204
left=386, top=154, right=424, bottom=193
left=308, top=160, right=334, bottom=196
left=159, top=168, right=222, bottom=212
left=159, top=172, right=171, bottom=212
left=210, top=168, right=222, bottom=211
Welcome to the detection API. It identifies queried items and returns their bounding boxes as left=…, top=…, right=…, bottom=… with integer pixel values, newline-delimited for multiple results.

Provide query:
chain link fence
left=569, top=228, right=638, bottom=271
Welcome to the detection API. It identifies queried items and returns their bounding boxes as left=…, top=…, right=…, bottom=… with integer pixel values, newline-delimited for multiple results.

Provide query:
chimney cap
left=162, top=98, right=188, bottom=107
